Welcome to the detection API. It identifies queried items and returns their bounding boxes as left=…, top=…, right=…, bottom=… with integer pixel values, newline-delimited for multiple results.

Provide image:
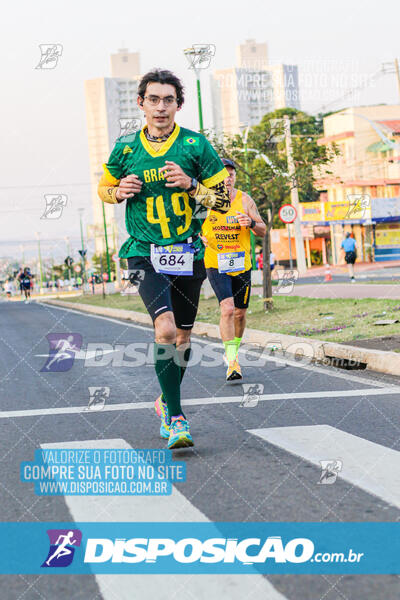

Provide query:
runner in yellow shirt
left=201, top=158, right=266, bottom=381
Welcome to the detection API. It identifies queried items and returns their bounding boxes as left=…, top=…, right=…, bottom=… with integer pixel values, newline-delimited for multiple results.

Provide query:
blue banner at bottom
left=2, top=522, right=399, bottom=574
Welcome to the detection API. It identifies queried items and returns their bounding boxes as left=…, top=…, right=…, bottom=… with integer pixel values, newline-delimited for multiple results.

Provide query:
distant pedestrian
left=4, top=280, right=13, bottom=299
left=341, top=232, right=357, bottom=282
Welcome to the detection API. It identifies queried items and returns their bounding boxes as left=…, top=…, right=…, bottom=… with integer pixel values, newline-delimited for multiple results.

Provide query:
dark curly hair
left=138, top=69, right=185, bottom=107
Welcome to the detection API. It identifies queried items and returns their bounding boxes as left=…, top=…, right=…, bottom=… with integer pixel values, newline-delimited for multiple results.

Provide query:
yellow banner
left=376, top=227, right=400, bottom=247
left=325, top=199, right=371, bottom=221
left=300, top=202, right=325, bottom=222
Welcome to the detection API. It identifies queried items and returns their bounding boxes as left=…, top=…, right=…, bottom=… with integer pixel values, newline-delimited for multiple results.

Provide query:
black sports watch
left=249, top=218, right=256, bottom=229
left=188, top=178, right=198, bottom=193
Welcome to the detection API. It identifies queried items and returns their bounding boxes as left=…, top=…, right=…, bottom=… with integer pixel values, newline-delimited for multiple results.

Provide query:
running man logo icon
left=240, top=383, right=264, bottom=407
left=40, top=333, right=82, bottom=372
left=35, top=44, right=63, bottom=69
left=121, top=269, right=145, bottom=295
left=41, top=529, right=82, bottom=568
left=85, top=386, right=110, bottom=411
left=275, top=270, right=299, bottom=294
left=41, top=194, right=68, bottom=219
left=318, top=460, right=343, bottom=485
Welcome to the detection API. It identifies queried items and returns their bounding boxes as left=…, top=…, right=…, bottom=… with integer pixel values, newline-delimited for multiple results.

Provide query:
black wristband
left=188, top=178, right=198, bottom=193
left=249, top=219, right=256, bottom=229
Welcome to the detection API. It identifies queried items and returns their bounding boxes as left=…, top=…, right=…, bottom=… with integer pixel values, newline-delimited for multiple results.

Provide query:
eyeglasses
left=144, top=95, right=177, bottom=106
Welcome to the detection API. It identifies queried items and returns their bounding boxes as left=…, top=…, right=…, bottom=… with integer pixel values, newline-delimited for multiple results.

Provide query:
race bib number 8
left=217, top=251, right=245, bottom=273
left=151, top=244, right=194, bottom=276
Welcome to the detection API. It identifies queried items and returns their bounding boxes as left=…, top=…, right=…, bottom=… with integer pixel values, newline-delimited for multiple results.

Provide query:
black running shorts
left=127, top=256, right=206, bottom=330
left=206, top=267, right=252, bottom=309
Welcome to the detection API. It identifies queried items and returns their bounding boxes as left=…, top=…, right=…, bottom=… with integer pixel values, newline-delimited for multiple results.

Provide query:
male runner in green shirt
left=98, top=69, right=230, bottom=449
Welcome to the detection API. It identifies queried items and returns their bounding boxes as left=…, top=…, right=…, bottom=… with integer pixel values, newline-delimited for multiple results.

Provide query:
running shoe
left=154, top=394, right=170, bottom=439
left=233, top=358, right=242, bottom=379
left=168, top=416, right=194, bottom=449
left=226, top=359, right=242, bottom=381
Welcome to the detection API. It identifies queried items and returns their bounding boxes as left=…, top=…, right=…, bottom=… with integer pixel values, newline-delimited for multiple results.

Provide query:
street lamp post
left=102, top=202, right=112, bottom=283
left=183, top=47, right=205, bottom=131
left=78, top=208, right=87, bottom=284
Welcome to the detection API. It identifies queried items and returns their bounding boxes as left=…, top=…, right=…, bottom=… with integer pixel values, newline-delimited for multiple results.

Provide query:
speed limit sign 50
left=279, top=204, right=297, bottom=224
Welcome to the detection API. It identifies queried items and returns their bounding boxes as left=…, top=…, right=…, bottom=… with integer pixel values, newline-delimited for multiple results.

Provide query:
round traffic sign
left=279, top=204, right=297, bottom=224
left=74, top=265, right=82, bottom=273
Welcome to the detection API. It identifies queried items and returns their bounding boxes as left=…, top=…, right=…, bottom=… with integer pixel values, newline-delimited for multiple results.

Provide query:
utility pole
left=243, top=126, right=257, bottom=269
left=382, top=59, right=400, bottom=102
left=283, top=115, right=307, bottom=274
left=395, top=58, right=400, bottom=102
left=35, top=232, right=44, bottom=288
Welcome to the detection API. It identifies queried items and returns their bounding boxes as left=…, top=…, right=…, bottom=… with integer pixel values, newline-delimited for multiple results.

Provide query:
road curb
left=40, top=298, right=400, bottom=377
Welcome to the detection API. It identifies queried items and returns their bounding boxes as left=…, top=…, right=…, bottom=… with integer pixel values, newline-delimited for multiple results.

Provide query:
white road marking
left=41, top=438, right=287, bottom=600
left=2, top=388, right=398, bottom=419
left=249, top=425, right=400, bottom=509
left=35, top=350, right=115, bottom=360
left=41, top=302, right=394, bottom=389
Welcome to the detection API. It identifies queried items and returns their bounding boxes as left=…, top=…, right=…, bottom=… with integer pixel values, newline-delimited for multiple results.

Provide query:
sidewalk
left=299, top=259, right=400, bottom=279
left=273, top=283, right=400, bottom=300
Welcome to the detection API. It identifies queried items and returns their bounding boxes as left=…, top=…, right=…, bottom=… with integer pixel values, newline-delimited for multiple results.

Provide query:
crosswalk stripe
left=1, top=388, right=398, bottom=419
left=249, top=425, right=400, bottom=509
left=41, top=438, right=287, bottom=600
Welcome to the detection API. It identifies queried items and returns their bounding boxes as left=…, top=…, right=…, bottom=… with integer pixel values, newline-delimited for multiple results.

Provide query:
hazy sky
left=1, top=0, right=399, bottom=261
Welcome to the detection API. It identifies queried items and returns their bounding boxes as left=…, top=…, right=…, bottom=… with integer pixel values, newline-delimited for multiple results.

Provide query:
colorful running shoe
left=154, top=395, right=170, bottom=439
left=226, top=359, right=242, bottom=381
left=168, top=415, right=194, bottom=449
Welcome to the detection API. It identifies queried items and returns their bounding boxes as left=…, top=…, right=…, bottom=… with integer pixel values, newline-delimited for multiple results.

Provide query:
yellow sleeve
left=97, top=172, right=120, bottom=205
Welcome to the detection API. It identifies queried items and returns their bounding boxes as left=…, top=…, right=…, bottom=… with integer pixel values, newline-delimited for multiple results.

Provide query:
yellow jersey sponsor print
left=202, top=189, right=252, bottom=275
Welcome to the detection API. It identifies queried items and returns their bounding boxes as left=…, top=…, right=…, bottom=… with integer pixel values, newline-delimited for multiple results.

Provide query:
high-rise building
left=84, top=50, right=141, bottom=254
left=210, top=39, right=300, bottom=135
left=236, top=39, right=268, bottom=70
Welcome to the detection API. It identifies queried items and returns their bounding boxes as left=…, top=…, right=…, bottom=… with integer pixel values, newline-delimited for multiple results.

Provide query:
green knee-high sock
left=160, top=345, right=191, bottom=406
left=154, top=343, right=183, bottom=419
left=223, top=340, right=237, bottom=363
left=234, top=336, right=242, bottom=355
left=177, top=345, right=192, bottom=383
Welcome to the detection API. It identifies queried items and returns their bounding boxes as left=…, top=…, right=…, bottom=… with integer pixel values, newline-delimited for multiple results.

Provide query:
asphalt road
left=0, top=300, right=400, bottom=599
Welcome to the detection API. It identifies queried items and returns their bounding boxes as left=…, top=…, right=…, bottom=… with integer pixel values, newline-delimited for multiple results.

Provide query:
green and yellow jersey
left=101, top=124, right=228, bottom=259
